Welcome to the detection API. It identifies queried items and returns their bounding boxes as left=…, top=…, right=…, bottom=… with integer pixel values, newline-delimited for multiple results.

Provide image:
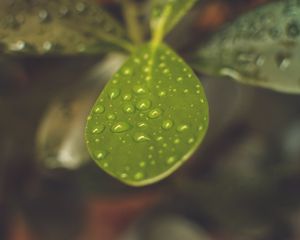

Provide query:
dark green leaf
left=0, top=0, right=132, bottom=55
left=151, top=0, right=196, bottom=41
left=193, top=0, right=300, bottom=94
left=85, top=43, right=208, bottom=186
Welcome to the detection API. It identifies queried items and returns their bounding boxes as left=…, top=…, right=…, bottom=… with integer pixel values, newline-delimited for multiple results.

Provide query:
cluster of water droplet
left=0, top=0, right=125, bottom=54
left=86, top=44, right=208, bottom=184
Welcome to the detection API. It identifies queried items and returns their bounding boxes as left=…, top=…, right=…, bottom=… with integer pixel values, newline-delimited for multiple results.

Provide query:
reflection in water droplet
left=123, top=68, right=131, bottom=75
left=111, top=122, right=130, bottom=133
left=92, top=125, right=105, bottom=134
left=123, top=94, right=132, bottom=101
left=137, top=122, right=148, bottom=128
left=162, top=120, right=173, bottom=130
left=188, top=138, right=195, bottom=144
left=148, top=108, right=162, bottom=119
left=158, top=91, right=167, bottom=97
left=156, top=136, right=163, bottom=142
left=177, top=124, right=189, bottom=132
left=177, top=77, right=183, bottom=82
left=133, top=132, right=150, bottom=142
left=123, top=103, right=135, bottom=113
left=109, top=88, right=120, bottom=99
left=174, top=138, right=180, bottom=144
left=96, top=150, right=107, bottom=160
left=94, top=105, right=105, bottom=113
left=38, top=9, right=50, bottom=22
left=134, top=172, right=144, bottom=180
left=106, top=113, right=116, bottom=120
left=133, top=85, right=146, bottom=94
left=136, top=99, right=152, bottom=110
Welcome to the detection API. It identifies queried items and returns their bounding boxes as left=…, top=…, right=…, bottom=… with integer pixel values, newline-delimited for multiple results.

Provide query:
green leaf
left=151, top=0, right=197, bottom=44
left=0, top=0, right=133, bottom=55
left=85, top=43, right=208, bottom=186
left=193, top=0, right=300, bottom=94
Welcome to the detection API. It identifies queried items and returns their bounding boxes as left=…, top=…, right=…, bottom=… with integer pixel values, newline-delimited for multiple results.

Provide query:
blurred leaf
left=151, top=0, right=196, bottom=41
left=85, top=43, right=208, bottom=186
left=193, top=0, right=300, bottom=94
left=0, top=0, right=133, bottom=55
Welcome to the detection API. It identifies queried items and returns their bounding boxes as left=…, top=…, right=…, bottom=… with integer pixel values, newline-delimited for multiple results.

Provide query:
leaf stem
left=122, top=0, right=144, bottom=45
left=151, top=5, right=172, bottom=49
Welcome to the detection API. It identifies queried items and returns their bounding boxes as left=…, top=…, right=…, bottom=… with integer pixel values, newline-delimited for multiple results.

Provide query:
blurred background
left=1, top=0, right=300, bottom=239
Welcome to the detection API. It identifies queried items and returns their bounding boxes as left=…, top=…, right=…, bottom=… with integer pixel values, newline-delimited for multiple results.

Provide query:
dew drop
left=75, top=2, right=87, bottom=13
left=123, top=94, right=132, bottom=101
left=42, top=41, right=54, bottom=52
left=188, top=138, right=195, bottom=144
left=123, top=68, right=131, bottom=75
left=133, top=85, right=147, bottom=94
left=103, top=162, right=109, bottom=168
left=92, top=125, right=105, bottom=134
left=158, top=91, right=167, bottom=97
left=10, top=40, right=26, bottom=51
left=136, top=99, right=152, bottom=110
left=108, top=88, right=120, bottom=99
left=167, top=156, right=176, bottom=165
left=148, top=108, right=162, bottom=119
left=177, top=124, right=189, bottom=132
left=38, top=9, right=50, bottom=23
left=59, top=6, right=70, bottom=17
left=133, top=132, right=150, bottom=142
left=111, top=122, right=130, bottom=133
left=162, top=120, right=173, bottom=130
left=156, top=136, right=164, bottom=142
left=94, top=105, right=105, bottom=114
left=139, top=161, right=146, bottom=168
left=123, top=103, right=135, bottom=113
left=137, top=122, right=148, bottom=128
left=120, top=173, right=128, bottom=179
left=96, top=150, right=107, bottom=160
left=134, top=172, right=144, bottom=180
left=106, top=113, right=116, bottom=120
left=174, top=138, right=180, bottom=144
left=177, top=77, right=183, bottom=82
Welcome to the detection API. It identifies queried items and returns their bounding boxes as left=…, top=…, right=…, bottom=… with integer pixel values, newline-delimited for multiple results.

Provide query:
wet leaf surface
left=0, top=0, right=131, bottom=55
left=193, top=0, right=300, bottom=94
left=86, top=43, right=208, bottom=186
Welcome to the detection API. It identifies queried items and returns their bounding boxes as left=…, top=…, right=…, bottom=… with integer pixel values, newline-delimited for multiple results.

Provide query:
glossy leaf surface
left=151, top=0, right=196, bottom=39
left=193, top=0, right=300, bottom=94
left=86, top=43, right=208, bottom=186
left=0, top=0, right=131, bottom=55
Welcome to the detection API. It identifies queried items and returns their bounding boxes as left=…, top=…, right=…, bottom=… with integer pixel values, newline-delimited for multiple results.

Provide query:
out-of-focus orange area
left=196, top=0, right=270, bottom=31
left=78, top=194, right=161, bottom=240
left=7, top=193, right=161, bottom=240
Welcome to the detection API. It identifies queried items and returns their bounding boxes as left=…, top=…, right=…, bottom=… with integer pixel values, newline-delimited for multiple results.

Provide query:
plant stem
left=151, top=5, right=172, bottom=48
left=122, top=0, right=144, bottom=45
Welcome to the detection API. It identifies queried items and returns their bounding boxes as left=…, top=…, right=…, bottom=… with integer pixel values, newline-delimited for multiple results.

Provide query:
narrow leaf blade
left=151, top=0, right=197, bottom=38
left=0, top=0, right=130, bottom=55
left=193, top=0, right=300, bottom=94
left=86, top=43, right=209, bottom=186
